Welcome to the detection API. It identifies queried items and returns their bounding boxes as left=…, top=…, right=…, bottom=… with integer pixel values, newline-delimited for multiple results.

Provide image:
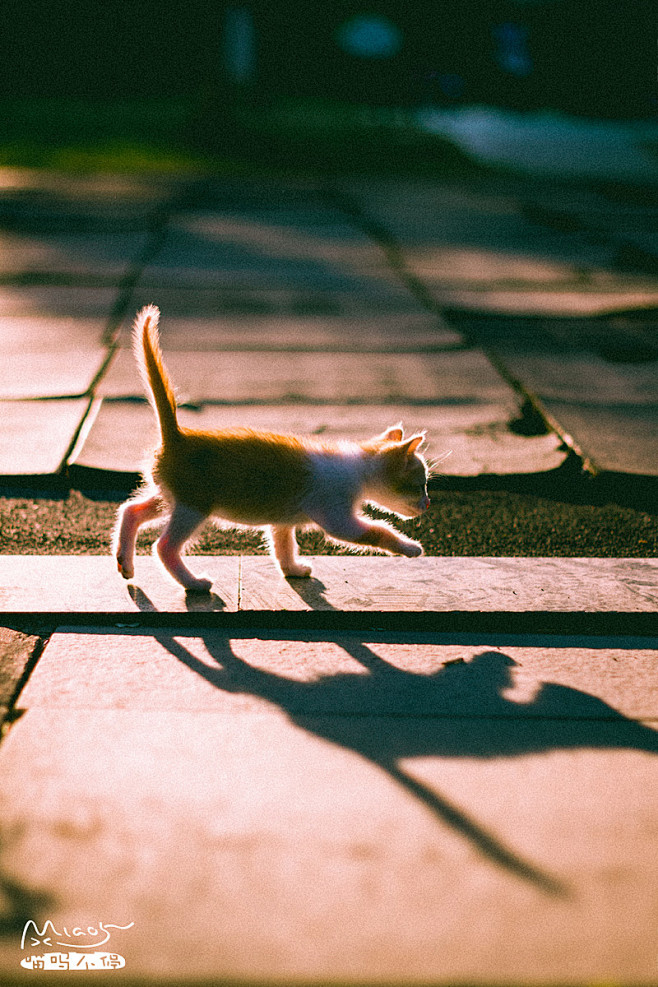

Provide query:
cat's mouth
left=402, top=495, right=430, bottom=518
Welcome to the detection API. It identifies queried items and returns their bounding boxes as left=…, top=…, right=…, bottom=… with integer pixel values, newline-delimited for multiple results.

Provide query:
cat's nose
left=420, top=494, right=430, bottom=512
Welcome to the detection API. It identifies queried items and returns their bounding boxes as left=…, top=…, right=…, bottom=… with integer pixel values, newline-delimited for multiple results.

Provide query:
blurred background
left=0, top=0, right=655, bottom=176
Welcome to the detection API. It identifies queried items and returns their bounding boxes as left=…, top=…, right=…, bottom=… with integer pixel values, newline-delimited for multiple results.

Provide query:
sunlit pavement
left=0, top=162, right=656, bottom=984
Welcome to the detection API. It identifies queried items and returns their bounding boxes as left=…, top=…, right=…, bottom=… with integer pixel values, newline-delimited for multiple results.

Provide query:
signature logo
left=21, top=920, right=134, bottom=973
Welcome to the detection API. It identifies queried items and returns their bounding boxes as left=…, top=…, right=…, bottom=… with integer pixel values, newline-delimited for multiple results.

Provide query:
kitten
left=114, top=305, right=430, bottom=592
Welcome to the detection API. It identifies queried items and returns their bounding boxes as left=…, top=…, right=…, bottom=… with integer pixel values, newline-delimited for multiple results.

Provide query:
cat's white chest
left=302, top=449, right=367, bottom=526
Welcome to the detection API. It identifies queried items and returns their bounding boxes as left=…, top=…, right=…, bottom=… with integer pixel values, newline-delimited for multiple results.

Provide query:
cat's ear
left=402, top=433, right=425, bottom=457
left=378, top=423, right=404, bottom=442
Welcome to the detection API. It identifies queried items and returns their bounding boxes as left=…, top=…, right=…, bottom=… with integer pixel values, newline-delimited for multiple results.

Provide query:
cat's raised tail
left=133, top=305, right=180, bottom=445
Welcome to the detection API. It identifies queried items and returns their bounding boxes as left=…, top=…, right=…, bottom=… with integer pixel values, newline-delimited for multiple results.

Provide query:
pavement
left=0, top=145, right=657, bottom=985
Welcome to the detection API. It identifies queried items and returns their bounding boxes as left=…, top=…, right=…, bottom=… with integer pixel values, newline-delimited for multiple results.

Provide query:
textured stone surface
left=436, top=288, right=658, bottom=316
left=19, top=629, right=658, bottom=721
left=0, top=556, right=654, bottom=615
left=113, top=311, right=462, bottom=351
left=0, top=556, right=239, bottom=613
left=98, top=346, right=512, bottom=404
left=239, top=556, right=658, bottom=614
left=0, top=314, right=108, bottom=397
left=70, top=399, right=565, bottom=477
left=539, top=401, right=658, bottom=475
left=0, top=399, right=89, bottom=475
left=0, top=286, right=119, bottom=319
left=0, top=703, right=657, bottom=982
left=0, top=351, right=105, bottom=400
left=0, top=231, right=148, bottom=281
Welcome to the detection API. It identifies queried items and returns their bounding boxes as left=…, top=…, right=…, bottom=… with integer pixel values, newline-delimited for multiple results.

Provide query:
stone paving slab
left=434, top=288, right=658, bottom=317
left=70, top=400, right=565, bottom=477
left=337, top=178, right=620, bottom=266
left=539, top=401, right=658, bottom=476
left=444, top=311, right=658, bottom=475
left=0, top=556, right=654, bottom=615
left=0, top=350, right=105, bottom=400
left=525, top=189, right=658, bottom=259
left=0, top=705, right=657, bottom=982
left=335, top=178, right=658, bottom=316
left=140, top=256, right=420, bottom=301
left=19, top=628, right=658, bottom=721
left=239, top=556, right=658, bottom=614
left=0, top=232, right=149, bottom=282
left=98, top=347, right=511, bottom=404
left=0, top=285, right=120, bottom=319
left=143, top=213, right=409, bottom=295
left=174, top=210, right=390, bottom=262
left=130, top=283, right=430, bottom=316
left=486, top=352, right=658, bottom=475
left=0, top=316, right=109, bottom=399
left=0, top=557, right=239, bottom=614
left=504, top=353, right=658, bottom=406
left=113, top=311, right=463, bottom=351
left=0, top=399, right=89, bottom=476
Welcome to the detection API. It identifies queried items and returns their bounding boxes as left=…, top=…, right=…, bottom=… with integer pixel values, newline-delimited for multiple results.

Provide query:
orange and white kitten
left=114, top=305, right=430, bottom=592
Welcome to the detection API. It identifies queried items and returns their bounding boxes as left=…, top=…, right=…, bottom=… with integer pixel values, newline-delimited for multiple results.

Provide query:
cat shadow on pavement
left=127, top=583, right=227, bottom=612
left=149, top=594, right=658, bottom=898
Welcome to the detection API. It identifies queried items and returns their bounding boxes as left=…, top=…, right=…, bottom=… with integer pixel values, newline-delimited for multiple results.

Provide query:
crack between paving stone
left=53, top=184, right=196, bottom=479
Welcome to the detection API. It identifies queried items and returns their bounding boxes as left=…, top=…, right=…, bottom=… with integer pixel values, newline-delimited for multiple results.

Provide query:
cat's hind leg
left=269, top=525, right=312, bottom=578
left=155, top=502, right=213, bottom=592
left=114, top=493, right=162, bottom=580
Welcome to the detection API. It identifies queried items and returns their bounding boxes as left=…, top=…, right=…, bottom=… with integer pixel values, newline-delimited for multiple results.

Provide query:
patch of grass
left=0, top=95, right=482, bottom=178
left=0, top=489, right=655, bottom=558
left=0, top=97, right=212, bottom=174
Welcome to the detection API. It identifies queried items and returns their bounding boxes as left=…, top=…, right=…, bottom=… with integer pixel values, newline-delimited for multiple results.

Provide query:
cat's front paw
left=283, top=562, right=312, bottom=578
left=184, top=576, right=213, bottom=594
left=401, top=539, right=423, bottom=558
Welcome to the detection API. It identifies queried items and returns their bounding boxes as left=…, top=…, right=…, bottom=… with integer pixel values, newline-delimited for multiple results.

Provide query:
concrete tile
left=339, top=177, right=621, bottom=265
left=239, top=556, right=658, bottom=614
left=19, top=630, right=658, bottom=720
left=540, top=401, right=658, bottom=476
left=173, top=211, right=388, bottom=266
left=0, top=315, right=107, bottom=352
left=70, top=400, right=565, bottom=476
left=0, top=399, right=88, bottom=475
left=131, top=283, right=426, bottom=317
left=402, top=245, right=582, bottom=283
left=435, top=288, right=658, bottom=316
left=113, top=311, right=463, bottom=351
left=98, top=347, right=511, bottom=404
left=0, top=351, right=105, bottom=399
left=1, top=556, right=653, bottom=617
left=0, top=707, right=657, bottom=982
left=0, top=231, right=148, bottom=282
left=0, top=285, right=119, bottom=319
left=500, top=352, right=658, bottom=406
left=0, top=556, right=239, bottom=614
left=142, top=214, right=417, bottom=297
left=0, top=315, right=108, bottom=397
left=140, top=258, right=416, bottom=300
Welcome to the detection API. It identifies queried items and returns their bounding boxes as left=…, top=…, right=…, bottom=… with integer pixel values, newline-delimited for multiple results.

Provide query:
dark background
left=0, top=0, right=654, bottom=118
